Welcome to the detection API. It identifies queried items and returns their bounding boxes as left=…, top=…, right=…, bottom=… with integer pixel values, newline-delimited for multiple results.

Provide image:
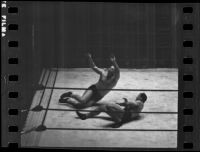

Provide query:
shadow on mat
left=101, top=115, right=145, bottom=128
left=74, top=116, right=113, bottom=121
left=75, top=115, right=145, bottom=128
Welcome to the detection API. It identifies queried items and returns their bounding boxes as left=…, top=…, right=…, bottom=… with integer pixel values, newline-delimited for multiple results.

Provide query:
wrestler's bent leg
left=76, top=104, right=106, bottom=120
left=71, top=89, right=93, bottom=104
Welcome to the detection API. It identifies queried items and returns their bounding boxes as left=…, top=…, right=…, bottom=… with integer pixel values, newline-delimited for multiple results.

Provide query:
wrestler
left=59, top=53, right=120, bottom=108
left=76, top=93, right=147, bottom=127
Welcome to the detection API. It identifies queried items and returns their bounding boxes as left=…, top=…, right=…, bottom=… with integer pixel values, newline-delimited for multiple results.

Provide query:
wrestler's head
left=109, top=65, right=115, bottom=73
left=106, top=66, right=115, bottom=79
left=136, top=93, right=147, bottom=103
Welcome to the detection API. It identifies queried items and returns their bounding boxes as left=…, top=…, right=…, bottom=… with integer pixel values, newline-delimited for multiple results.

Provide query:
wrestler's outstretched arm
left=87, top=53, right=103, bottom=75
left=117, top=98, right=139, bottom=106
left=110, top=54, right=120, bottom=73
left=116, top=98, right=128, bottom=106
left=110, top=54, right=120, bottom=80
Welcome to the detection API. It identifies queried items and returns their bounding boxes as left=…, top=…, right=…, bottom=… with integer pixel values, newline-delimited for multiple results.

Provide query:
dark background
left=19, top=2, right=178, bottom=70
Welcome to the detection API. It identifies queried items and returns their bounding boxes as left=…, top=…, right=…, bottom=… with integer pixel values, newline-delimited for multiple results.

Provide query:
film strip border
left=2, top=1, right=20, bottom=148
left=178, top=3, right=200, bottom=151
left=2, top=2, right=200, bottom=151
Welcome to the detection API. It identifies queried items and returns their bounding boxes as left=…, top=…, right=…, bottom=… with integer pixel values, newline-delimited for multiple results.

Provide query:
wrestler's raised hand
left=110, top=54, right=116, bottom=62
left=123, top=98, right=128, bottom=103
left=123, top=98, right=130, bottom=111
left=87, top=52, right=92, bottom=58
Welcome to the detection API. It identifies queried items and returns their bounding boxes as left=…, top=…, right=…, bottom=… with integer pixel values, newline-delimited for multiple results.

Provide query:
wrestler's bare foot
left=58, top=98, right=69, bottom=103
left=59, top=92, right=72, bottom=103
left=76, top=111, right=87, bottom=120
left=60, top=92, right=72, bottom=99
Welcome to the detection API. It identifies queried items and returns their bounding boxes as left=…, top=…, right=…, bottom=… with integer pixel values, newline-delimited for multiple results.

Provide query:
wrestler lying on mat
left=59, top=53, right=120, bottom=108
left=76, top=93, right=147, bottom=128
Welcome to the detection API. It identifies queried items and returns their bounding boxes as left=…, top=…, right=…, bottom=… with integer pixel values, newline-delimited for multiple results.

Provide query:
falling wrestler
left=59, top=53, right=120, bottom=108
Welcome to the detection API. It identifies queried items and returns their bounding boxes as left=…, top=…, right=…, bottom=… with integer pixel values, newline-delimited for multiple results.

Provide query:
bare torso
left=127, top=101, right=144, bottom=119
left=95, top=70, right=119, bottom=97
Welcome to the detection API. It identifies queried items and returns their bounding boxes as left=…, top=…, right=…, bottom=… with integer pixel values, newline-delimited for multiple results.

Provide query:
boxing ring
left=21, top=68, right=178, bottom=148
